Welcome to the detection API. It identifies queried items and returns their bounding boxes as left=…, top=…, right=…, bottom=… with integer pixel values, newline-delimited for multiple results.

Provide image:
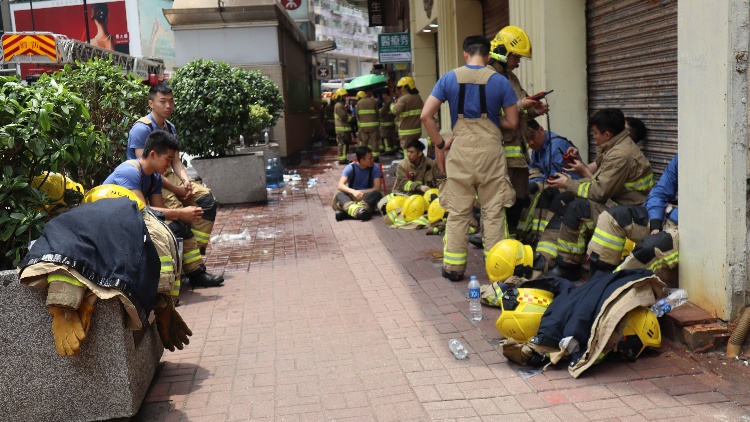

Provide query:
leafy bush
left=0, top=77, right=107, bottom=269
left=170, top=59, right=284, bottom=157
left=246, top=105, right=273, bottom=142
left=36, top=57, right=149, bottom=184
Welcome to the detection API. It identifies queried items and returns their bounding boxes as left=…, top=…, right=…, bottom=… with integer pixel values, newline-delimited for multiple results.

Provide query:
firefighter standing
left=379, top=90, right=398, bottom=156
left=392, top=76, right=424, bottom=159
left=333, top=88, right=353, bottom=164
left=421, top=35, right=523, bottom=282
left=323, top=98, right=336, bottom=143
left=488, top=26, right=549, bottom=238
left=356, top=89, right=381, bottom=162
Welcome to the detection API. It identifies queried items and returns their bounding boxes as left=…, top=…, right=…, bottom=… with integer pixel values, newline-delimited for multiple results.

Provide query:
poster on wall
left=138, top=0, right=176, bottom=74
left=11, top=0, right=130, bottom=54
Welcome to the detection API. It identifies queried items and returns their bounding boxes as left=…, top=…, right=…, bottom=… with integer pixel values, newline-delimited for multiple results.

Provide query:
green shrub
left=0, top=76, right=106, bottom=269
left=37, top=57, right=149, bottom=184
left=246, top=105, right=273, bottom=143
left=170, top=59, right=284, bottom=157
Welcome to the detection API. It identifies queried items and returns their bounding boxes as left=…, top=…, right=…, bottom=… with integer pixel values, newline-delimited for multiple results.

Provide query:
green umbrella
left=345, top=74, right=388, bottom=92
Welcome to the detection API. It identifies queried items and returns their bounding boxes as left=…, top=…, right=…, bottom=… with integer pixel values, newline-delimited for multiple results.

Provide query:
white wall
left=174, top=26, right=280, bottom=66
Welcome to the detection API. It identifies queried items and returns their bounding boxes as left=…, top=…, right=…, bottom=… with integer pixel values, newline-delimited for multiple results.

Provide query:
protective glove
left=154, top=295, right=193, bottom=352
left=77, top=293, right=97, bottom=336
left=529, top=181, right=540, bottom=196
left=49, top=306, right=86, bottom=357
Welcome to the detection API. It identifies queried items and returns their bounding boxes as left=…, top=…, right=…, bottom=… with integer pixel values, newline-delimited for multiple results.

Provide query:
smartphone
left=529, top=90, right=554, bottom=101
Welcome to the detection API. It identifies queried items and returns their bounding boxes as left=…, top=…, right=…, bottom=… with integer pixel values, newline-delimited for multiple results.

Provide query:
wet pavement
left=137, top=145, right=750, bottom=421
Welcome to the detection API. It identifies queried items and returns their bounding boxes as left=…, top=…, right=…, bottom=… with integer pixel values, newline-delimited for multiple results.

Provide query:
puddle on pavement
left=256, top=228, right=285, bottom=239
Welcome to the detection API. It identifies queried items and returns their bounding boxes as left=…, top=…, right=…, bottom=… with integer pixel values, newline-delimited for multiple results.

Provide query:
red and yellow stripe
left=2, top=34, right=57, bottom=63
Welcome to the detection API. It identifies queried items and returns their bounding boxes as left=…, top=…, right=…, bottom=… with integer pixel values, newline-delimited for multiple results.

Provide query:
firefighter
left=540, top=108, right=654, bottom=280
left=379, top=90, right=398, bottom=156
left=421, top=35, right=522, bottom=282
left=392, top=76, right=424, bottom=159
left=587, top=155, right=679, bottom=276
left=332, top=146, right=383, bottom=221
left=333, top=87, right=353, bottom=164
left=488, top=26, right=549, bottom=239
left=323, top=96, right=336, bottom=143
left=391, top=139, right=445, bottom=195
left=127, top=83, right=218, bottom=255
left=355, top=89, right=381, bottom=162
left=107, top=130, right=225, bottom=288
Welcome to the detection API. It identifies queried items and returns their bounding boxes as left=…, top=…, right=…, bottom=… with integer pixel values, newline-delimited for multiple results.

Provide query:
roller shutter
left=586, top=0, right=677, bottom=175
left=483, top=0, right=509, bottom=40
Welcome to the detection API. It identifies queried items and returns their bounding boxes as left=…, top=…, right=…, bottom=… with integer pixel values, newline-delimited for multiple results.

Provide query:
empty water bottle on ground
left=468, top=275, right=482, bottom=322
left=650, top=288, right=689, bottom=317
left=448, top=339, right=468, bottom=359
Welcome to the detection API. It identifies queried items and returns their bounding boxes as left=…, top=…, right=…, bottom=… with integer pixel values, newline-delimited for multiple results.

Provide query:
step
left=660, top=302, right=729, bottom=353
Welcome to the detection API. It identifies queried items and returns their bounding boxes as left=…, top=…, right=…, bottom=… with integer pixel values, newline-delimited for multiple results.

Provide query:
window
left=338, top=60, right=348, bottom=76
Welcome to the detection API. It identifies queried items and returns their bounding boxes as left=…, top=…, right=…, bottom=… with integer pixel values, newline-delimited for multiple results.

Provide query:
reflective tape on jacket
left=359, top=121, right=380, bottom=128
left=557, top=237, right=586, bottom=255
left=47, top=273, right=84, bottom=287
left=537, top=240, right=558, bottom=258
left=184, top=248, right=202, bottom=265
left=380, top=122, right=395, bottom=126
left=400, top=109, right=422, bottom=117
left=191, top=228, right=210, bottom=245
left=504, top=145, right=525, bottom=159
left=170, top=278, right=181, bottom=297
left=577, top=181, right=592, bottom=198
left=625, top=173, right=655, bottom=192
left=647, top=251, right=679, bottom=272
left=335, top=126, right=352, bottom=132
left=358, top=109, right=377, bottom=115
left=160, top=255, right=175, bottom=274
left=591, top=227, right=626, bottom=251
left=399, top=127, right=422, bottom=137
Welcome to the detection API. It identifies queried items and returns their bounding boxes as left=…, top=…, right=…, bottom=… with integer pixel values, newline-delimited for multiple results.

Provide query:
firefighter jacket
left=392, top=92, right=424, bottom=140
left=18, top=197, right=160, bottom=325
left=334, top=101, right=352, bottom=134
left=563, top=130, right=654, bottom=206
left=356, top=96, right=380, bottom=131
left=379, top=97, right=396, bottom=127
left=489, top=61, right=539, bottom=168
left=324, top=102, right=336, bottom=126
left=645, top=155, right=678, bottom=231
left=392, top=155, right=445, bottom=194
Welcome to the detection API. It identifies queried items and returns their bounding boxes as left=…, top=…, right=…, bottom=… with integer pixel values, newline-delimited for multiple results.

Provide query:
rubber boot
left=187, top=269, right=224, bottom=288
left=442, top=268, right=464, bottom=282
left=588, top=253, right=618, bottom=281
left=468, top=233, right=483, bottom=249
left=542, top=256, right=582, bottom=281
left=356, top=208, right=372, bottom=221
left=335, top=210, right=349, bottom=222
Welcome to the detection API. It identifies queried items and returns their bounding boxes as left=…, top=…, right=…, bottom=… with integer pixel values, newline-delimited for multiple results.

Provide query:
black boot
left=588, top=253, right=618, bottom=280
left=442, top=268, right=464, bottom=282
left=468, top=233, right=483, bottom=249
left=187, top=270, right=224, bottom=288
left=543, top=257, right=582, bottom=281
left=356, top=208, right=372, bottom=221
left=335, top=210, right=349, bottom=221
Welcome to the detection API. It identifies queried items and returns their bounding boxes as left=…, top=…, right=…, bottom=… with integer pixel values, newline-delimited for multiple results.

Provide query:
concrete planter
left=191, top=152, right=267, bottom=204
left=0, top=270, right=163, bottom=421
left=236, top=141, right=280, bottom=161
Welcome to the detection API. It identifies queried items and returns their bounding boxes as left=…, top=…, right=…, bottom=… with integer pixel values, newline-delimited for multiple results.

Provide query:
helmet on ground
left=402, top=194, right=426, bottom=222
left=486, top=239, right=534, bottom=282
left=427, top=198, right=447, bottom=223
left=495, top=287, right=554, bottom=343
left=32, top=172, right=85, bottom=208
left=83, top=184, right=145, bottom=210
left=616, top=306, right=661, bottom=361
left=332, top=88, right=348, bottom=100
left=423, top=188, right=439, bottom=204
left=490, top=25, right=532, bottom=62
left=385, top=195, right=406, bottom=213
left=356, top=91, right=366, bottom=100
left=621, top=238, right=636, bottom=260
left=396, top=76, right=416, bottom=91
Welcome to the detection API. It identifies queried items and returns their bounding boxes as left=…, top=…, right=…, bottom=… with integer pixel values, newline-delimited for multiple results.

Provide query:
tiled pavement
left=138, top=146, right=750, bottom=421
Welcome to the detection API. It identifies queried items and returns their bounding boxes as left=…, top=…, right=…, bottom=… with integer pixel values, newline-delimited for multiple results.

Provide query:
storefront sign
left=378, top=33, right=411, bottom=63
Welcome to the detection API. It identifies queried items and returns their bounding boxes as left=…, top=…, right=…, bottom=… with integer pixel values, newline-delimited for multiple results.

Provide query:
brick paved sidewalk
left=138, top=146, right=750, bottom=421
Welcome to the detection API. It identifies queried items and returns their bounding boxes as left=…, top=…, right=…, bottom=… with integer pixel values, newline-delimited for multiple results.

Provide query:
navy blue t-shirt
left=342, top=163, right=382, bottom=190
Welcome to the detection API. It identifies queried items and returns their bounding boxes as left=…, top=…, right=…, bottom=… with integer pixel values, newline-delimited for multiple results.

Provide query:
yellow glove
left=154, top=296, right=193, bottom=352
left=77, top=294, right=97, bottom=336
left=49, top=306, right=86, bottom=357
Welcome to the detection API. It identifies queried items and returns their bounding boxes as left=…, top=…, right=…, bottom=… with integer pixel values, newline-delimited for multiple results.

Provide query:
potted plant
left=170, top=59, right=284, bottom=204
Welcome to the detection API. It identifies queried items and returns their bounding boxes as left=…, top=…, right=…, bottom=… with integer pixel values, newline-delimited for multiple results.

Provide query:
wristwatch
left=436, top=138, right=446, bottom=150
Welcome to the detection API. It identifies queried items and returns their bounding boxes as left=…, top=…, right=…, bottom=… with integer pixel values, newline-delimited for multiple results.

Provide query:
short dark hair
left=405, top=138, right=425, bottom=152
left=463, top=35, right=491, bottom=57
left=625, top=117, right=648, bottom=144
left=355, top=146, right=372, bottom=161
left=143, top=130, right=180, bottom=158
left=527, top=119, right=541, bottom=131
left=590, top=108, right=625, bottom=136
left=149, top=83, right=173, bottom=101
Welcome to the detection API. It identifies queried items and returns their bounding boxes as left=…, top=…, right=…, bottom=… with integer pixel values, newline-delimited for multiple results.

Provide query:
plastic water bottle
left=448, top=339, right=468, bottom=359
left=272, top=158, right=285, bottom=188
left=265, top=159, right=278, bottom=188
left=468, top=276, right=482, bottom=322
left=650, top=288, right=689, bottom=317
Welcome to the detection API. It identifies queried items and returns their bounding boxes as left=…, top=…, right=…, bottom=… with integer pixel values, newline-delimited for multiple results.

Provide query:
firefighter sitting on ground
left=127, top=83, right=218, bottom=257
left=333, top=146, right=384, bottom=222
left=108, top=130, right=225, bottom=288
left=587, top=154, right=679, bottom=276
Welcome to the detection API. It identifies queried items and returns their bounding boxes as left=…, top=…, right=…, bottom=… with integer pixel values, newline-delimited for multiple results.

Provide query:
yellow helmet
left=32, top=172, right=85, bottom=209
left=616, top=306, right=661, bottom=361
left=490, top=25, right=532, bottom=62
left=427, top=198, right=447, bottom=223
left=402, top=194, right=426, bottom=222
left=495, top=287, right=554, bottom=343
left=396, top=76, right=416, bottom=91
left=332, top=87, right=348, bottom=100
left=83, top=184, right=145, bottom=210
left=356, top=91, right=366, bottom=100
left=423, top=188, right=439, bottom=205
left=486, top=239, right=534, bottom=282
left=385, top=195, right=406, bottom=213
